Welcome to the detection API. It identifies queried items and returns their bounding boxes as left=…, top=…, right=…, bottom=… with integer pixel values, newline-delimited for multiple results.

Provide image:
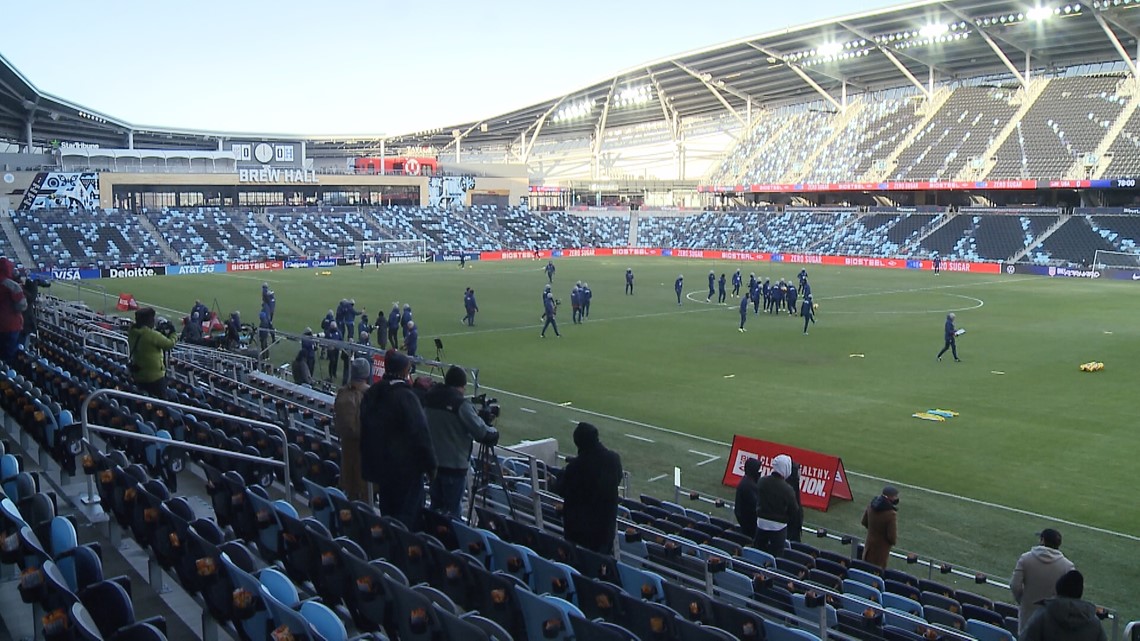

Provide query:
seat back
left=792, top=593, right=838, bottom=629
left=966, top=618, right=1014, bottom=641
left=842, top=579, right=881, bottom=604
left=881, top=592, right=923, bottom=617
left=515, top=586, right=582, bottom=641
left=384, top=572, right=442, bottom=641
left=300, top=600, right=347, bottom=641
left=615, top=560, right=665, bottom=603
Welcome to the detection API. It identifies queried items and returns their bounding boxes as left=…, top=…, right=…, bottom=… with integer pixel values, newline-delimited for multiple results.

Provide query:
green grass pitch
left=86, top=257, right=1140, bottom=620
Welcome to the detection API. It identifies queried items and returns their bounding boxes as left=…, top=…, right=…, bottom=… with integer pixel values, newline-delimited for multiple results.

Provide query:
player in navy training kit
left=739, top=293, right=750, bottom=332
left=675, top=275, right=684, bottom=305
left=570, top=285, right=582, bottom=324
left=625, top=268, right=634, bottom=295
left=718, top=274, right=727, bottom=303
left=751, top=279, right=761, bottom=314
left=786, top=283, right=798, bottom=316
left=937, top=313, right=960, bottom=361
left=582, top=283, right=592, bottom=318
left=541, top=291, right=560, bottom=337
left=707, top=271, right=716, bottom=302
left=732, top=270, right=742, bottom=298
left=933, top=256, right=941, bottom=275
left=545, top=261, right=556, bottom=283
left=801, top=295, right=815, bottom=334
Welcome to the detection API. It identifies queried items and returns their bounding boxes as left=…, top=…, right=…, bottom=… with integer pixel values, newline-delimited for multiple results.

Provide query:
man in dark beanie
left=359, top=349, right=437, bottom=529
left=554, top=422, right=623, bottom=554
left=424, top=365, right=499, bottom=516
left=1022, top=570, right=1106, bottom=641
left=734, top=458, right=762, bottom=541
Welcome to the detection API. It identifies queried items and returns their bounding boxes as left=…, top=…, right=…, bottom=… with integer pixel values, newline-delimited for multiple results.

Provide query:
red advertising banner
left=370, top=353, right=387, bottom=384
left=698, top=179, right=1043, bottom=193
left=480, top=250, right=550, bottom=261
left=611, top=247, right=662, bottom=257
left=227, top=260, right=284, bottom=272
left=116, top=293, right=138, bottom=311
left=722, top=435, right=853, bottom=512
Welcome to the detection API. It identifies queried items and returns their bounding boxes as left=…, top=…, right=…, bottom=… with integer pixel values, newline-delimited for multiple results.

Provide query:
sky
left=2, top=0, right=906, bottom=136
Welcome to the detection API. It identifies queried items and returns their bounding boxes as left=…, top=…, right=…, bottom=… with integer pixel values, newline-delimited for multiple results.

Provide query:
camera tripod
left=466, top=442, right=515, bottom=523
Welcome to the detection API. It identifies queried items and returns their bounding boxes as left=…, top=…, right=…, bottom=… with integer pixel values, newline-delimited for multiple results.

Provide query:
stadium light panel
left=919, top=23, right=949, bottom=38
left=818, top=42, right=843, bottom=57
left=1028, top=5, right=1053, bottom=20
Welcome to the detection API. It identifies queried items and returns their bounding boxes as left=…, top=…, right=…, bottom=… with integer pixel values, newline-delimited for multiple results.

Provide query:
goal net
left=1092, top=249, right=1140, bottom=269
left=359, top=239, right=428, bottom=264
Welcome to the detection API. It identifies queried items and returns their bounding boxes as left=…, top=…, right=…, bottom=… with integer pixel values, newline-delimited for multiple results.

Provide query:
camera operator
left=423, top=365, right=499, bottom=516
left=129, top=307, right=177, bottom=399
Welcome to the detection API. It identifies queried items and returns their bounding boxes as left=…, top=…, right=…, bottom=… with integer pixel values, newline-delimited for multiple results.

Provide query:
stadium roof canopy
left=4, top=0, right=1140, bottom=155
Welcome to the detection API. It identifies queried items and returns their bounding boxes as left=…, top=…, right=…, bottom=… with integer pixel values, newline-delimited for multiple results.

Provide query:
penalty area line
left=485, top=383, right=1140, bottom=543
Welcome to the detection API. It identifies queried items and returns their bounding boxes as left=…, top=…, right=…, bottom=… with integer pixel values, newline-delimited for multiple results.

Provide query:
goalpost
left=359, top=239, right=428, bottom=264
left=1092, top=249, right=1140, bottom=269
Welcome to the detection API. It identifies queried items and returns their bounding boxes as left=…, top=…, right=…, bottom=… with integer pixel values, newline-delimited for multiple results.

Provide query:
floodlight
left=818, top=42, right=843, bottom=57
left=1028, top=5, right=1053, bottom=20
left=919, top=23, right=949, bottom=38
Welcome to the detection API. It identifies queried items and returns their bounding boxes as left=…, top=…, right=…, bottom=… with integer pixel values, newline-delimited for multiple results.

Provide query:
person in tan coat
left=861, top=485, right=899, bottom=569
left=334, top=358, right=372, bottom=502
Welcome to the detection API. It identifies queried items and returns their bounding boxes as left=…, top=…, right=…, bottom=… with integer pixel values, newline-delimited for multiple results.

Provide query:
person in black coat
left=555, top=422, right=623, bottom=554
left=734, top=458, right=762, bottom=540
left=359, top=350, right=437, bottom=529
left=785, top=459, right=805, bottom=543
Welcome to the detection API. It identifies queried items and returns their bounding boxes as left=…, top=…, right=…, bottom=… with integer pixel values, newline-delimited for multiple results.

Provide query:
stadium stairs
left=1074, top=78, right=1140, bottom=180
left=1, top=210, right=35, bottom=267
left=255, top=210, right=304, bottom=256
left=902, top=212, right=958, bottom=255
left=858, top=87, right=954, bottom=183
left=1007, top=213, right=1072, bottom=264
left=133, top=212, right=181, bottom=264
left=780, top=100, right=867, bottom=185
left=962, top=78, right=1050, bottom=181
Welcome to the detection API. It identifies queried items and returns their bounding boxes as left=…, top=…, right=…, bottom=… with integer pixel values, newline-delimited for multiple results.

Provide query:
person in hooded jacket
left=784, top=459, right=804, bottom=543
left=734, top=458, right=762, bottom=541
left=0, top=258, right=27, bottom=363
left=1013, top=528, right=1077, bottom=635
left=1022, top=571, right=1106, bottom=641
left=334, top=358, right=372, bottom=502
left=754, top=454, right=799, bottom=557
left=861, top=485, right=900, bottom=569
left=129, top=307, right=177, bottom=399
left=554, top=422, right=623, bottom=554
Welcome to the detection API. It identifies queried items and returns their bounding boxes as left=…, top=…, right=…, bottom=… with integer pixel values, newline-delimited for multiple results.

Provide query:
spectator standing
left=860, top=485, right=900, bottom=569
left=1012, top=528, right=1077, bottom=635
left=733, top=457, right=762, bottom=541
left=1021, top=571, right=1106, bottom=641
left=423, top=366, right=499, bottom=516
left=554, top=422, right=623, bottom=554
left=754, top=454, right=799, bottom=557
left=0, top=258, right=27, bottom=363
left=334, top=358, right=372, bottom=502
left=129, top=307, right=177, bottom=399
left=359, top=350, right=437, bottom=529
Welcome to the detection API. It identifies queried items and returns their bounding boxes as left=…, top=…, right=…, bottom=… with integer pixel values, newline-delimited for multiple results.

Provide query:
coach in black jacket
left=360, top=350, right=437, bottom=529
left=555, top=422, right=623, bottom=554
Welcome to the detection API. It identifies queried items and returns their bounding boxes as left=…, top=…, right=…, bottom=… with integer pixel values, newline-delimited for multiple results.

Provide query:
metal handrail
left=79, top=388, right=292, bottom=503
left=82, top=325, right=130, bottom=359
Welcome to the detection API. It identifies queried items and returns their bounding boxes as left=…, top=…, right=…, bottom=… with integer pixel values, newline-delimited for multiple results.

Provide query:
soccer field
left=87, top=257, right=1140, bottom=619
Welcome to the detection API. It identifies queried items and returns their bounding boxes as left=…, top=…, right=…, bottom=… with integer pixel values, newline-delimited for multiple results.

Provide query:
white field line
left=482, top=382, right=1140, bottom=542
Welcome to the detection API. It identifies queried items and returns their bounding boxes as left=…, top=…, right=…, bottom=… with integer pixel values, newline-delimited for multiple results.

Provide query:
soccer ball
left=813, top=303, right=819, bottom=310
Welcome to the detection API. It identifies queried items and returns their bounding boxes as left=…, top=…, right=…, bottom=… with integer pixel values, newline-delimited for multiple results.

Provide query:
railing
left=81, top=325, right=130, bottom=360
left=671, top=471, right=1121, bottom=641
left=79, top=388, right=293, bottom=504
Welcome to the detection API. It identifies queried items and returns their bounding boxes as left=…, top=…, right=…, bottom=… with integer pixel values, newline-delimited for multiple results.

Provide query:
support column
left=25, top=119, right=33, bottom=153
left=928, top=67, right=935, bottom=96
left=127, top=131, right=135, bottom=150
left=1025, top=51, right=1032, bottom=82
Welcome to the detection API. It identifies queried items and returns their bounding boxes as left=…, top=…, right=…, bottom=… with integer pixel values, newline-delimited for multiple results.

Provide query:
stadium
left=1, top=0, right=1139, bottom=639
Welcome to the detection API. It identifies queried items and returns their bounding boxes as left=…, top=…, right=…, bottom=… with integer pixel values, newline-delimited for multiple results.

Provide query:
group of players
left=539, top=261, right=818, bottom=337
